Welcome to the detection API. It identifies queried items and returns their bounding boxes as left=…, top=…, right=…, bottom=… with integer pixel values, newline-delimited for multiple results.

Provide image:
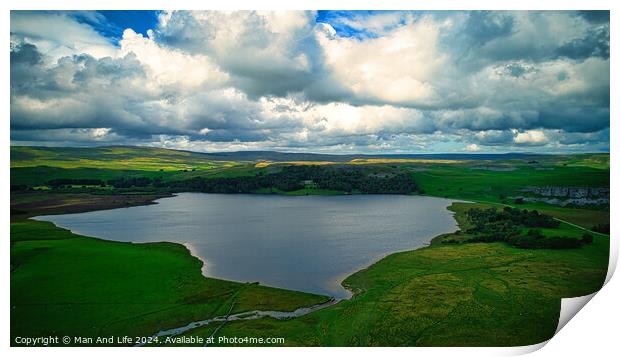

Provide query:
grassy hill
left=10, top=146, right=242, bottom=171
left=12, top=145, right=609, bottom=168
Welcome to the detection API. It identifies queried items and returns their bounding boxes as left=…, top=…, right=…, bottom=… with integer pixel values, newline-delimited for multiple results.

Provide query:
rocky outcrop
left=520, top=197, right=609, bottom=207
left=515, top=186, right=609, bottom=207
left=521, top=186, right=609, bottom=199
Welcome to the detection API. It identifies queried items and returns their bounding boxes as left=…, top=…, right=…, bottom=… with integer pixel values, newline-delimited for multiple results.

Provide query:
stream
left=137, top=298, right=339, bottom=346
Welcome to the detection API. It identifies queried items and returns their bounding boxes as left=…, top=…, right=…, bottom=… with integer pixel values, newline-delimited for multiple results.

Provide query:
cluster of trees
left=106, top=177, right=160, bottom=188
left=10, top=184, right=29, bottom=192
left=474, top=229, right=591, bottom=249
left=159, top=175, right=271, bottom=193
left=12, top=178, right=108, bottom=191
left=158, top=165, right=418, bottom=194
left=454, top=207, right=592, bottom=249
left=591, top=223, right=610, bottom=234
left=467, top=207, right=559, bottom=230
left=46, top=178, right=105, bottom=188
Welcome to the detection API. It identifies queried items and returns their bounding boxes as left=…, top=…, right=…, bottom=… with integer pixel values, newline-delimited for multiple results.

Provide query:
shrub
left=591, top=223, right=610, bottom=235
left=508, top=230, right=583, bottom=249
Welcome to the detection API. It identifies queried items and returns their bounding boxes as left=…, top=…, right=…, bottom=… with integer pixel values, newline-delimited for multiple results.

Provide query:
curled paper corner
left=555, top=292, right=597, bottom=334
left=505, top=340, right=549, bottom=356
left=604, top=237, right=618, bottom=285
left=552, top=230, right=616, bottom=337
left=499, top=294, right=598, bottom=356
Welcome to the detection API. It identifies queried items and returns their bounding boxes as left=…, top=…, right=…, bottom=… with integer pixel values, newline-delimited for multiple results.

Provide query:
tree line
left=157, top=165, right=418, bottom=194
left=442, top=207, right=593, bottom=249
left=46, top=178, right=106, bottom=187
left=19, top=165, right=418, bottom=195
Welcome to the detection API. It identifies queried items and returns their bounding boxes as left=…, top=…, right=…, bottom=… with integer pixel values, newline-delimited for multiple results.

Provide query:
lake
left=35, top=193, right=460, bottom=298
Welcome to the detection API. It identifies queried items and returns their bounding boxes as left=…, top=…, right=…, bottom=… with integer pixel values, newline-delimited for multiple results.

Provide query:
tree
left=581, top=233, right=594, bottom=244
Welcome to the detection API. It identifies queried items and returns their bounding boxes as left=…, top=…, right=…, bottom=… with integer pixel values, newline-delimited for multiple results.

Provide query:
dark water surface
left=36, top=193, right=459, bottom=298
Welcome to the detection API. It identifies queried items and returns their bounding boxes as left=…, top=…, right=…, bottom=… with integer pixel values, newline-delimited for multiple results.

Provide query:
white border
left=2, top=0, right=617, bottom=11
left=3, top=1, right=617, bottom=356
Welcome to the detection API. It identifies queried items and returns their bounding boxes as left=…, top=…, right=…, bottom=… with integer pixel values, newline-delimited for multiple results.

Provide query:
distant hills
left=189, top=150, right=549, bottom=162
left=10, top=145, right=559, bottom=163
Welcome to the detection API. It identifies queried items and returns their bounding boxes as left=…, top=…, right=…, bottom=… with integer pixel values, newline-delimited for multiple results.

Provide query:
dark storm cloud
left=577, top=10, right=609, bottom=24
left=450, top=11, right=610, bottom=67
left=556, top=128, right=609, bottom=145
left=446, top=11, right=515, bottom=70
left=555, top=26, right=610, bottom=60
left=10, top=43, right=145, bottom=100
left=10, top=42, right=42, bottom=65
left=537, top=106, right=610, bottom=133
left=461, top=11, right=514, bottom=46
left=10, top=43, right=175, bottom=138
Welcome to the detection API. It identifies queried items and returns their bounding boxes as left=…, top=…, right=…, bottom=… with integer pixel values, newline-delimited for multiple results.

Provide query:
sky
left=10, top=10, right=610, bottom=153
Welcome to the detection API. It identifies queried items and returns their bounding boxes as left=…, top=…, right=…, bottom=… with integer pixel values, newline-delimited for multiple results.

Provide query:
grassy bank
left=10, top=220, right=329, bottom=346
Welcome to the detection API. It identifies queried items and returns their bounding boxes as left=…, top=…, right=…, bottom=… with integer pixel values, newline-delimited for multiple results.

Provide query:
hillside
left=10, top=145, right=609, bottom=168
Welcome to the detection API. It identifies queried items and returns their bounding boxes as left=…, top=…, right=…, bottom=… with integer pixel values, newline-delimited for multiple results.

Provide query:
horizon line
left=9, top=144, right=610, bottom=156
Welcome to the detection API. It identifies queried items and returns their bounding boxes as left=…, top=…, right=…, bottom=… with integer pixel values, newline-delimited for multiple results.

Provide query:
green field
left=409, top=162, right=608, bottom=203
left=10, top=146, right=610, bottom=346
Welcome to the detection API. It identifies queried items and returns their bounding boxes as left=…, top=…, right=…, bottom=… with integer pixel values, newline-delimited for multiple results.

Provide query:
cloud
left=513, top=130, right=549, bottom=145
left=499, top=62, right=537, bottom=78
left=10, top=10, right=610, bottom=153
left=461, top=11, right=514, bottom=47
left=10, top=127, right=123, bottom=144
left=119, top=28, right=228, bottom=91
left=315, top=16, right=445, bottom=106
left=577, top=10, right=609, bottom=24
left=10, top=11, right=116, bottom=60
left=10, top=42, right=42, bottom=65
left=154, top=11, right=320, bottom=98
left=555, top=26, right=609, bottom=60
left=465, top=143, right=480, bottom=152
left=451, top=11, right=609, bottom=75
left=473, top=130, right=515, bottom=146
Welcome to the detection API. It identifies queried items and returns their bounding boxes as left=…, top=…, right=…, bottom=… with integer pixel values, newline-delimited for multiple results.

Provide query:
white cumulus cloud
left=513, top=130, right=549, bottom=145
left=465, top=143, right=480, bottom=152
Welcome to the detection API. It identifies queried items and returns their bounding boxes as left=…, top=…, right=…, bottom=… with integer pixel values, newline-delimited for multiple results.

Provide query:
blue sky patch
left=316, top=10, right=407, bottom=39
left=75, top=10, right=160, bottom=44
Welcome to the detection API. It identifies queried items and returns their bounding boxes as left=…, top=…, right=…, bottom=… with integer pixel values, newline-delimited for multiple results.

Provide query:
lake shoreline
left=11, top=190, right=407, bottom=220
left=10, top=191, right=175, bottom=220
left=29, top=192, right=463, bottom=300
